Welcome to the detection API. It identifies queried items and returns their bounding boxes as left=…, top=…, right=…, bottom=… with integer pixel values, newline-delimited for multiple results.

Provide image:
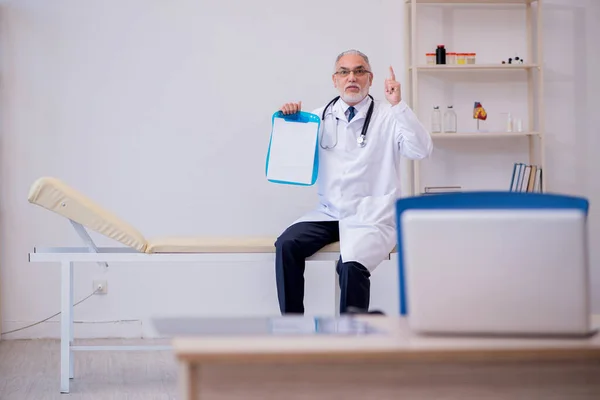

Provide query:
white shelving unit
left=404, top=0, right=545, bottom=195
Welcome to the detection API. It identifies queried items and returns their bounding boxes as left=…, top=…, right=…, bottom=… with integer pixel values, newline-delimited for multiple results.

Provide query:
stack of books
left=510, top=162, right=542, bottom=192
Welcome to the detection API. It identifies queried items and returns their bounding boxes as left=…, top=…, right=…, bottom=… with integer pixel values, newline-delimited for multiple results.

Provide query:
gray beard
left=341, top=90, right=367, bottom=105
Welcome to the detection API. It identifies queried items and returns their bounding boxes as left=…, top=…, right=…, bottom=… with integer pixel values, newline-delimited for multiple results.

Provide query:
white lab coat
left=293, top=95, right=433, bottom=272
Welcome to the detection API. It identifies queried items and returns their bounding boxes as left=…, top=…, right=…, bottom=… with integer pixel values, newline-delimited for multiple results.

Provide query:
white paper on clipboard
left=265, top=111, right=320, bottom=186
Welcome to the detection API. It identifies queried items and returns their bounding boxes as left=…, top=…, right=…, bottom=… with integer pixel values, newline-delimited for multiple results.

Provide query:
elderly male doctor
left=276, top=49, right=432, bottom=314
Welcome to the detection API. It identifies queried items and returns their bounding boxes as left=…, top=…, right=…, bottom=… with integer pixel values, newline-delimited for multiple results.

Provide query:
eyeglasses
left=334, top=68, right=372, bottom=77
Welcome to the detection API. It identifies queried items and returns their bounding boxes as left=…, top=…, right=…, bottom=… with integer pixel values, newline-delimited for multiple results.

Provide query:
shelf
left=406, top=0, right=544, bottom=195
left=410, top=64, right=539, bottom=71
left=405, top=0, right=536, bottom=4
left=431, top=132, right=539, bottom=138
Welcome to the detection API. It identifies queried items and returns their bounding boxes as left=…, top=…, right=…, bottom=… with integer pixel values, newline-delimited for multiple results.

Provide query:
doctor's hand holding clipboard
left=280, top=101, right=302, bottom=115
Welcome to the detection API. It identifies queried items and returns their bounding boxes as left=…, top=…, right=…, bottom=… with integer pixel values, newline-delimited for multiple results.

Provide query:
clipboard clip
left=275, top=110, right=310, bottom=123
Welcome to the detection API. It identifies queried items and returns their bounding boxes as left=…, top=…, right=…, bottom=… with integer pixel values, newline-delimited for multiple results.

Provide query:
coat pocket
left=354, top=192, right=396, bottom=227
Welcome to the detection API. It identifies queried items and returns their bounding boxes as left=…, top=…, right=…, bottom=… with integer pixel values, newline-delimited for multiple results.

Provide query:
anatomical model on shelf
left=473, top=101, right=488, bottom=132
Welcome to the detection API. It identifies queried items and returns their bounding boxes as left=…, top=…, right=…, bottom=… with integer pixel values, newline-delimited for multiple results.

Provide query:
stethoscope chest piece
left=357, top=135, right=366, bottom=147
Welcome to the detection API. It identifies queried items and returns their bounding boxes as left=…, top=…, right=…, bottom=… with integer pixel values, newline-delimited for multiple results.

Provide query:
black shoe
left=344, top=306, right=386, bottom=315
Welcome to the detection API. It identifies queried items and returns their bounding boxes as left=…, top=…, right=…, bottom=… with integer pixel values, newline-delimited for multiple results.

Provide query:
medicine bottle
left=426, top=53, right=435, bottom=65
left=435, top=45, right=446, bottom=64
left=444, top=106, right=457, bottom=133
left=431, top=106, right=441, bottom=133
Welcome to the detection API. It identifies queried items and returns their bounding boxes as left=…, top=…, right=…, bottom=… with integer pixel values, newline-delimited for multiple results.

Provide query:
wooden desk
left=173, top=316, right=600, bottom=400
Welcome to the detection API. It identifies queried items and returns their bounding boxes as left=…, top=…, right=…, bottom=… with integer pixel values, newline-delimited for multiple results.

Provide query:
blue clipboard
left=265, top=110, right=320, bottom=186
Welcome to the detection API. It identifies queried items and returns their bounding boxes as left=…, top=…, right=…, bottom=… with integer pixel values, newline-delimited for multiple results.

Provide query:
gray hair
left=334, top=49, right=371, bottom=72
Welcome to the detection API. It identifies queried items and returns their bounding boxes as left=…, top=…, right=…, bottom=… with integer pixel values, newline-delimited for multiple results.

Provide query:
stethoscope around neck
left=319, top=94, right=374, bottom=150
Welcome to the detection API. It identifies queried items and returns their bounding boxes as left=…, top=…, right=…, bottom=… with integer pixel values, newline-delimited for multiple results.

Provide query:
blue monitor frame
left=395, top=191, right=589, bottom=316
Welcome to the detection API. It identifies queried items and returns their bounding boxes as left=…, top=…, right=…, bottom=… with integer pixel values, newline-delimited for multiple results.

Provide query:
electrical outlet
left=93, top=280, right=108, bottom=294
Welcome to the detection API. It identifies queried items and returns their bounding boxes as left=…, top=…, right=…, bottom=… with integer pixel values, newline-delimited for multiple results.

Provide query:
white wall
left=0, top=0, right=598, bottom=339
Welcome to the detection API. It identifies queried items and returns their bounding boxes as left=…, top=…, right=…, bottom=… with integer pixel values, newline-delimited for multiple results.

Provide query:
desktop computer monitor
left=397, top=194, right=593, bottom=337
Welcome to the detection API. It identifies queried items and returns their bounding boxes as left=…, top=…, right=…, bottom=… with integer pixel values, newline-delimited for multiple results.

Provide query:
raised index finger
left=389, top=66, right=396, bottom=81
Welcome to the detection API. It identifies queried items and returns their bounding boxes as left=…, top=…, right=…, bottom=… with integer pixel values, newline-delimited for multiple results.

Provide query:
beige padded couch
left=27, top=176, right=341, bottom=254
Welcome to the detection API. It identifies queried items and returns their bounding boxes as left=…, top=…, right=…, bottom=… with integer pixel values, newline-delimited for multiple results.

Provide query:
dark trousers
left=275, top=221, right=371, bottom=314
